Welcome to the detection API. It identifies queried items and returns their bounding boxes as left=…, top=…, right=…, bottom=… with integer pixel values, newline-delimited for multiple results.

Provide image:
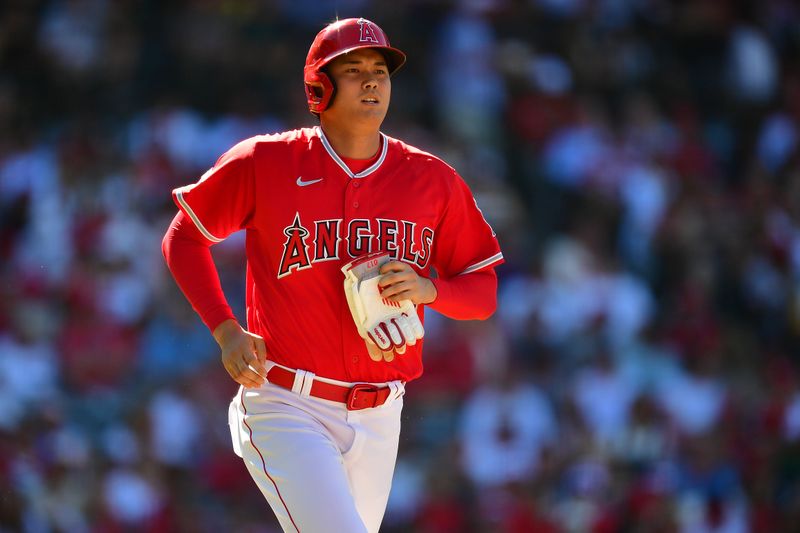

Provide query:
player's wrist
left=420, top=277, right=437, bottom=305
left=213, top=319, right=242, bottom=346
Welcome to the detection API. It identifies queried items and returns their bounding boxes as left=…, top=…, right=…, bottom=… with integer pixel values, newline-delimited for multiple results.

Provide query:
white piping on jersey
left=175, top=189, right=224, bottom=243
left=460, top=252, right=504, bottom=275
left=316, top=126, right=388, bottom=179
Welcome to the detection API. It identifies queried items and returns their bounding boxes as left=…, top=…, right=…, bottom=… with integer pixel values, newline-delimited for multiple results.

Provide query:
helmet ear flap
left=305, top=70, right=336, bottom=115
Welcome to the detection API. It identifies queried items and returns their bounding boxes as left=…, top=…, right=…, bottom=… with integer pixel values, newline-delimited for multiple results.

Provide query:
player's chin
left=356, top=104, right=388, bottom=120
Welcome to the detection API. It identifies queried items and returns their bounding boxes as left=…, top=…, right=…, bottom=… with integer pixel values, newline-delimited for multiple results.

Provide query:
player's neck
left=319, top=122, right=381, bottom=160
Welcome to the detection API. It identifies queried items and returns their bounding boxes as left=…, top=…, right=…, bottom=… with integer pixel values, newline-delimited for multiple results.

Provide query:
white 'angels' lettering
left=277, top=215, right=435, bottom=278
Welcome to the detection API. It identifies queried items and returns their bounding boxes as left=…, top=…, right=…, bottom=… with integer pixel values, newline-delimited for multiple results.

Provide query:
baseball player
left=162, top=17, right=503, bottom=532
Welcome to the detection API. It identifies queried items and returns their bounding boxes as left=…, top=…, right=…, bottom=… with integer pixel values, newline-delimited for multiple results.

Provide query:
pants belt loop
left=381, top=380, right=405, bottom=409
left=264, top=361, right=278, bottom=384
left=300, top=371, right=315, bottom=397
left=291, top=369, right=308, bottom=394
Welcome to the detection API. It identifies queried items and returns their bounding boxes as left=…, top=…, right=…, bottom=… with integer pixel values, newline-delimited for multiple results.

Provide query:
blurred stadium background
left=2, top=0, right=800, bottom=531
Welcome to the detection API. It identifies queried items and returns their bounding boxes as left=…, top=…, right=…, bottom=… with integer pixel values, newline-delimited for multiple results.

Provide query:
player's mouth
left=361, top=96, right=380, bottom=105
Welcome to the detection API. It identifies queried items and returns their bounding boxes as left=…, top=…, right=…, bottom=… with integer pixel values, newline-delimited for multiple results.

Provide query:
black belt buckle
left=346, top=383, right=379, bottom=410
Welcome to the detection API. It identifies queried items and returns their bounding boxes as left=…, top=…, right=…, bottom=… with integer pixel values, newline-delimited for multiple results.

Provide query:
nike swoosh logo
left=297, top=176, right=323, bottom=187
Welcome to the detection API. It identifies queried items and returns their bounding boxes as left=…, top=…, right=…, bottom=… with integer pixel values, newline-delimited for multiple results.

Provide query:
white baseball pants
left=228, top=371, right=404, bottom=533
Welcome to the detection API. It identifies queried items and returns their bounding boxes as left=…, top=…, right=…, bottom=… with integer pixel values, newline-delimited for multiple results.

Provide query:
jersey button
left=352, top=356, right=359, bottom=363
left=353, top=201, right=359, bottom=208
left=353, top=181, right=360, bottom=188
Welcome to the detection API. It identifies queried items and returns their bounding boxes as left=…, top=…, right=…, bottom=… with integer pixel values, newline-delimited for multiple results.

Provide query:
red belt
left=266, top=365, right=393, bottom=411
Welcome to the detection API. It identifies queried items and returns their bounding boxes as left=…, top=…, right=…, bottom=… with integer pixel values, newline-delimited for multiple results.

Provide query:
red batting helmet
left=304, top=18, right=406, bottom=115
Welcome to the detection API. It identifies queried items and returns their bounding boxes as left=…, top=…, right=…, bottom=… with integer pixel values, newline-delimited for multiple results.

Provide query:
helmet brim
left=317, top=45, right=407, bottom=76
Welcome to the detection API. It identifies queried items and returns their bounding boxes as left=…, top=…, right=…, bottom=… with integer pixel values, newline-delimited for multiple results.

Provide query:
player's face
left=324, top=48, right=391, bottom=127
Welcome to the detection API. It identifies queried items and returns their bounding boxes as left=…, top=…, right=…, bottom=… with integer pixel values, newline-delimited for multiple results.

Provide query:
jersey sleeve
left=432, top=170, right=504, bottom=278
left=429, top=269, right=497, bottom=320
left=171, top=138, right=257, bottom=243
left=162, top=211, right=236, bottom=332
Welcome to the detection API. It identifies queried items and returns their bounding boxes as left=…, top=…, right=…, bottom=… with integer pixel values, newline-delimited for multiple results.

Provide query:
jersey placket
left=343, top=176, right=366, bottom=373
left=319, top=127, right=384, bottom=378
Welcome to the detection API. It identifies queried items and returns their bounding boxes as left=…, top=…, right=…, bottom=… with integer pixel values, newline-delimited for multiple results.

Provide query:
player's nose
left=362, top=77, right=378, bottom=90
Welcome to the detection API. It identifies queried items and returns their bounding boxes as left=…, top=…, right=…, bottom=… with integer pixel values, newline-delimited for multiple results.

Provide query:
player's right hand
left=213, top=319, right=268, bottom=388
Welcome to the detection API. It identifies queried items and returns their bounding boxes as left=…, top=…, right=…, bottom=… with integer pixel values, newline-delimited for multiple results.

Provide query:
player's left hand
left=377, top=261, right=437, bottom=305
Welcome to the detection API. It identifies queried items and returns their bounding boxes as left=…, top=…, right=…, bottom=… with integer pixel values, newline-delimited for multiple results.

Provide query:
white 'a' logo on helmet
left=357, top=18, right=379, bottom=43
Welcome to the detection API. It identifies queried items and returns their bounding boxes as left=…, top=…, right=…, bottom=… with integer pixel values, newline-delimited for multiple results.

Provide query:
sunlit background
left=2, top=1, right=800, bottom=531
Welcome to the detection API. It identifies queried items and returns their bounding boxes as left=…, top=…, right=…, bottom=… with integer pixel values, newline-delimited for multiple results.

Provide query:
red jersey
left=171, top=126, right=502, bottom=383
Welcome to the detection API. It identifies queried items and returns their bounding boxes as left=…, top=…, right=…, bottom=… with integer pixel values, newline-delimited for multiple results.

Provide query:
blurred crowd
left=2, top=0, right=800, bottom=531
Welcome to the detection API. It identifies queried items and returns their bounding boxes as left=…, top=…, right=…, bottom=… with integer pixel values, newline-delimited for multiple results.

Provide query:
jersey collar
left=316, top=126, right=388, bottom=179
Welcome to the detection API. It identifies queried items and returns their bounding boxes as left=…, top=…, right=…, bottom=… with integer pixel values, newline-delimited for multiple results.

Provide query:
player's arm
left=162, top=211, right=266, bottom=388
left=378, top=262, right=497, bottom=320
left=429, top=268, right=497, bottom=319
left=400, top=165, right=503, bottom=320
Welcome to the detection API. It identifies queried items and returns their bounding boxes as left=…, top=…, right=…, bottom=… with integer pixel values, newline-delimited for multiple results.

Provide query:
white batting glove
left=342, top=252, right=425, bottom=361
left=356, top=277, right=424, bottom=352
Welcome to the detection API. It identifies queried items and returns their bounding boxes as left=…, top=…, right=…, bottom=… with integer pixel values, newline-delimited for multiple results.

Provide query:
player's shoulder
left=223, top=127, right=315, bottom=152
left=245, top=127, right=318, bottom=153
left=214, top=128, right=315, bottom=166
left=385, top=134, right=458, bottom=179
